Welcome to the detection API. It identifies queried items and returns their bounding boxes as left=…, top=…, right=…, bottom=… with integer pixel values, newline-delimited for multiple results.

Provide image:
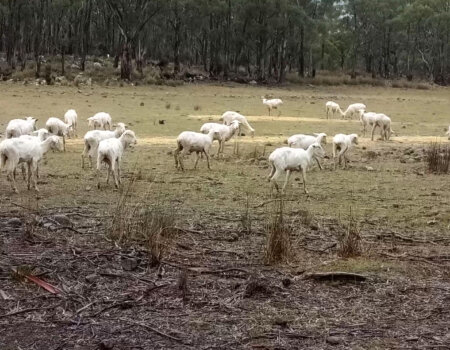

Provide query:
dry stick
left=120, top=318, right=188, bottom=345
left=0, top=305, right=56, bottom=319
left=43, top=216, right=86, bottom=235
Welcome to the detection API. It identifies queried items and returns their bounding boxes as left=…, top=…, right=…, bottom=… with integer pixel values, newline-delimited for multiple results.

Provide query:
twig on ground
left=120, top=318, right=189, bottom=345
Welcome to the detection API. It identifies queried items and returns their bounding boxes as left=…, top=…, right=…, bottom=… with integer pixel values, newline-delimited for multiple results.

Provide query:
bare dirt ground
left=0, top=83, right=449, bottom=349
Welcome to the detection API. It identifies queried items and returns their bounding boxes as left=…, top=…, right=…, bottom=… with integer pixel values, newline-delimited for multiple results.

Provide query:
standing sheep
left=96, top=130, right=137, bottom=189
left=220, top=111, right=255, bottom=137
left=359, top=111, right=377, bottom=137
left=287, top=133, right=327, bottom=170
left=200, top=120, right=240, bottom=156
left=445, top=126, right=450, bottom=140
left=174, top=129, right=220, bottom=171
left=0, top=135, right=63, bottom=193
left=87, top=112, right=112, bottom=130
left=5, top=117, right=37, bottom=139
left=371, top=114, right=394, bottom=141
left=325, top=101, right=343, bottom=119
left=64, top=109, right=78, bottom=137
left=332, top=133, right=359, bottom=169
left=262, top=97, right=283, bottom=116
left=267, top=143, right=325, bottom=194
left=340, top=103, right=366, bottom=119
left=45, top=117, right=73, bottom=151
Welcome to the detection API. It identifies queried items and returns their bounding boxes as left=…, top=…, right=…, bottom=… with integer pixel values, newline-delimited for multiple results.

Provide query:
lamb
left=45, top=117, right=73, bottom=151
left=64, top=109, right=78, bottom=137
left=262, top=97, right=283, bottom=116
left=17, top=129, right=50, bottom=179
left=0, top=135, right=62, bottom=193
left=174, top=129, right=220, bottom=171
left=445, top=126, right=450, bottom=140
left=325, top=101, right=343, bottom=119
left=287, top=133, right=327, bottom=170
left=82, top=123, right=127, bottom=169
left=332, top=133, right=358, bottom=169
left=200, top=120, right=240, bottom=156
left=220, top=111, right=255, bottom=137
left=359, top=111, right=377, bottom=136
left=87, top=112, right=112, bottom=130
left=340, top=103, right=366, bottom=119
left=371, top=114, right=394, bottom=141
left=96, top=130, right=137, bottom=189
left=5, top=117, right=38, bottom=139
left=267, top=143, right=325, bottom=194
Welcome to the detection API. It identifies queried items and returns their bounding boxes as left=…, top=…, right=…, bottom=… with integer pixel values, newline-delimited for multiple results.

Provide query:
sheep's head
left=230, top=120, right=240, bottom=130
left=314, top=133, right=327, bottom=145
left=309, top=142, right=325, bottom=159
left=350, top=134, right=359, bottom=145
left=122, top=130, right=137, bottom=147
left=48, top=136, right=63, bottom=152
left=32, top=128, right=50, bottom=141
left=26, top=117, right=38, bottom=130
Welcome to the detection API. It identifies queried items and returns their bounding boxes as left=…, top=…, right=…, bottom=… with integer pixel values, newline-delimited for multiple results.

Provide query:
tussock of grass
left=265, top=198, right=291, bottom=264
left=426, top=143, right=450, bottom=174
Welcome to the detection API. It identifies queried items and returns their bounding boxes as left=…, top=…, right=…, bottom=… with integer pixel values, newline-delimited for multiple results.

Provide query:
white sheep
left=45, top=117, right=73, bottom=151
left=82, top=123, right=127, bottom=169
left=18, top=129, right=51, bottom=179
left=267, top=143, right=325, bottom=194
left=96, top=130, right=137, bottom=189
left=87, top=112, right=112, bottom=130
left=371, top=114, right=394, bottom=141
left=287, top=133, right=327, bottom=170
left=200, top=120, right=240, bottom=156
left=262, top=97, right=283, bottom=116
left=340, top=103, right=366, bottom=119
left=5, top=117, right=38, bottom=138
left=174, top=129, right=220, bottom=171
left=332, top=133, right=359, bottom=169
left=359, top=111, right=377, bottom=137
left=0, top=135, right=62, bottom=193
left=220, top=111, right=255, bottom=137
left=445, top=126, right=450, bottom=140
left=64, top=109, right=78, bottom=137
left=325, top=101, right=342, bottom=119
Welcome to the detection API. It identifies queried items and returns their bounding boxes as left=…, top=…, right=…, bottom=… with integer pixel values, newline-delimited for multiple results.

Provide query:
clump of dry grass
left=109, top=178, right=176, bottom=266
left=338, top=208, right=362, bottom=258
left=240, top=193, right=252, bottom=234
left=264, top=198, right=291, bottom=264
left=194, top=104, right=201, bottom=111
left=425, top=143, right=450, bottom=174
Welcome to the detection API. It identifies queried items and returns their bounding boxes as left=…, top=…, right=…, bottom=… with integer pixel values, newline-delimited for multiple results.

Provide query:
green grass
left=0, top=83, right=449, bottom=239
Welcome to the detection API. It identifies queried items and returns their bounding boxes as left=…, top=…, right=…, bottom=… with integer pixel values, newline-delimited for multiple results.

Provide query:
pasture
left=1, top=83, right=449, bottom=349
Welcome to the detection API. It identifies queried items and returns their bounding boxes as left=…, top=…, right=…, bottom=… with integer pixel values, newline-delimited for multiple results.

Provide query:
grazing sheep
left=340, top=103, right=366, bottom=119
left=220, top=111, right=255, bottom=137
left=287, top=133, right=327, bottom=170
left=0, top=135, right=62, bottom=193
left=96, top=130, right=137, bottom=189
left=371, top=114, right=394, bottom=141
left=359, top=111, right=377, bottom=137
left=64, top=109, right=78, bottom=137
left=325, top=101, right=343, bottom=119
left=5, top=117, right=37, bottom=139
left=332, top=133, right=359, bottom=169
left=200, top=120, right=240, bottom=156
left=174, top=129, right=220, bottom=171
left=262, top=97, right=283, bottom=116
left=45, top=117, right=72, bottom=151
left=82, top=123, right=127, bottom=169
left=87, top=112, right=112, bottom=130
left=267, top=143, right=325, bottom=194
left=445, top=126, right=450, bottom=140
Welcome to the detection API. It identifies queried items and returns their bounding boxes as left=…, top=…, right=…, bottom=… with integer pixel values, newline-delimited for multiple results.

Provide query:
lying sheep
left=174, top=129, right=220, bottom=171
left=0, top=135, right=63, bottom=193
left=45, top=117, right=72, bottom=152
left=332, top=133, right=358, bottom=169
left=96, top=130, right=137, bottom=189
left=5, top=117, right=37, bottom=139
left=267, top=143, right=325, bottom=194
left=82, top=123, right=127, bottom=169
left=287, top=133, right=327, bottom=169
left=200, top=120, right=240, bottom=156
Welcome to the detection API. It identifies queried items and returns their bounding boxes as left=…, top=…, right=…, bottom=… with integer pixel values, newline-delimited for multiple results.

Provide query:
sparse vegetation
left=265, top=198, right=291, bottom=264
left=425, top=143, right=450, bottom=174
left=337, top=208, right=362, bottom=258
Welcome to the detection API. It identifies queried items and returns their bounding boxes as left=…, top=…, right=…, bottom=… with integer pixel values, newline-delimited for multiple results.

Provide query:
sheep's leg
left=81, top=145, right=88, bottom=169
left=315, top=158, right=323, bottom=170
left=7, top=171, right=19, bottom=193
left=267, top=163, right=276, bottom=181
left=194, top=152, right=200, bottom=169
left=63, top=135, right=66, bottom=152
left=268, top=107, right=271, bottom=116
left=26, top=162, right=32, bottom=190
left=174, top=148, right=180, bottom=169
left=21, top=163, right=26, bottom=180
left=333, top=144, right=337, bottom=170
left=31, top=161, right=39, bottom=192
left=111, top=161, right=119, bottom=189
left=216, top=141, right=222, bottom=157
left=106, top=166, right=111, bottom=184
left=204, top=150, right=211, bottom=170
left=281, top=170, right=291, bottom=194
left=371, top=124, right=377, bottom=141
left=117, top=158, right=122, bottom=185
left=96, top=161, right=102, bottom=189
left=36, top=163, right=40, bottom=179
left=301, top=168, right=308, bottom=194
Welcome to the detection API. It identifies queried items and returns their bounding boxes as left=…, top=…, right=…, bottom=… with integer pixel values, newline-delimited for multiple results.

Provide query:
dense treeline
left=0, top=0, right=449, bottom=84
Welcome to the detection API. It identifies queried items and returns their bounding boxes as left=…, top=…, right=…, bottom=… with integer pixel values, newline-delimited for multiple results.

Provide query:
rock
left=121, top=257, right=139, bottom=271
left=249, top=80, right=257, bottom=85
left=227, top=233, right=239, bottom=242
left=309, top=223, right=319, bottom=231
left=326, top=336, right=342, bottom=345
left=85, top=186, right=92, bottom=191
left=427, top=220, right=437, bottom=226
left=281, top=278, right=291, bottom=287
left=7, top=218, right=22, bottom=227
left=52, top=214, right=72, bottom=227
left=85, top=274, right=97, bottom=283
left=365, top=166, right=374, bottom=171
left=140, top=102, right=144, bottom=106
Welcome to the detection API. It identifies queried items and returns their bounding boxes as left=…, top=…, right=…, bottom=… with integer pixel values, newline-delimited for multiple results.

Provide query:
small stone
left=85, top=274, right=97, bottom=283
left=227, top=233, right=239, bottom=242
left=121, top=257, right=139, bottom=271
left=140, top=102, right=144, bottom=106
left=7, top=218, right=22, bottom=227
left=326, top=336, right=341, bottom=345
left=309, top=223, right=319, bottom=231
left=427, top=220, right=437, bottom=226
left=281, top=278, right=291, bottom=287
left=85, top=186, right=92, bottom=191
left=52, top=214, right=72, bottom=227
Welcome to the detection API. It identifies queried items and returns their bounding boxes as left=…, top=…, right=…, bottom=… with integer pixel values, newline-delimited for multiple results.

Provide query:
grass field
left=0, top=82, right=449, bottom=349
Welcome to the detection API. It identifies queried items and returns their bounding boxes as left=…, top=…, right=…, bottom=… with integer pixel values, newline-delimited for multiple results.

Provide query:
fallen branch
left=304, top=271, right=367, bottom=282
left=0, top=305, right=56, bottom=319
left=120, top=318, right=189, bottom=345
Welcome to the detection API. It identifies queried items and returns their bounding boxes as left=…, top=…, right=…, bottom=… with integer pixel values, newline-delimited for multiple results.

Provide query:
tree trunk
left=121, top=43, right=132, bottom=80
left=298, top=25, right=305, bottom=77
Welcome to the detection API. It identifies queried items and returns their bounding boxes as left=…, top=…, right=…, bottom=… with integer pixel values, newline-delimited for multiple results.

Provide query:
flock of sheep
left=0, top=96, right=448, bottom=195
